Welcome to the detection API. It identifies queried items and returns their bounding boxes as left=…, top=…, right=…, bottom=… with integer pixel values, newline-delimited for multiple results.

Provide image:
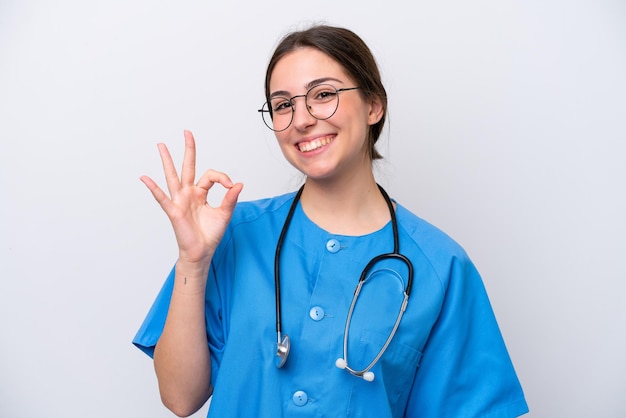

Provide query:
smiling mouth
left=297, top=135, right=334, bottom=153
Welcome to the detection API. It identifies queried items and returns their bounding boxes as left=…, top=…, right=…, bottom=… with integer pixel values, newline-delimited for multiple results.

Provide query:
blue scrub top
left=133, top=192, right=528, bottom=417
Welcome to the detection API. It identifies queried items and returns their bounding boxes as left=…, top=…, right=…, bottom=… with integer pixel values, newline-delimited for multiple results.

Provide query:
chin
left=302, top=167, right=343, bottom=183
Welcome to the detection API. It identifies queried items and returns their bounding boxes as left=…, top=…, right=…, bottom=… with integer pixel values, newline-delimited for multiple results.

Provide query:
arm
left=140, top=130, right=243, bottom=416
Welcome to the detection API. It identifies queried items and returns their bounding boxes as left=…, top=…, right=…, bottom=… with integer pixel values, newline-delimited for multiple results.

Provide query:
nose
left=291, top=96, right=316, bottom=130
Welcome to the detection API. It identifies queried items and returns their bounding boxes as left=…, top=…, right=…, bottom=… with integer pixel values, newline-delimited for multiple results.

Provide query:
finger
left=196, top=169, right=235, bottom=192
left=220, top=182, right=244, bottom=214
left=157, top=143, right=181, bottom=196
left=180, top=130, right=197, bottom=187
left=140, top=175, right=176, bottom=214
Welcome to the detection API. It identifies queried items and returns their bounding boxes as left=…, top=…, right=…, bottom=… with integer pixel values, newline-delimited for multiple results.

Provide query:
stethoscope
left=274, top=184, right=414, bottom=382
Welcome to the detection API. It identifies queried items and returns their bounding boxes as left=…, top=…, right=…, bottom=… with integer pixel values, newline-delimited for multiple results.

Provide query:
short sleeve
left=132, top=266, right=176, bottom=358
left=405, top=254, right=529, bottom=417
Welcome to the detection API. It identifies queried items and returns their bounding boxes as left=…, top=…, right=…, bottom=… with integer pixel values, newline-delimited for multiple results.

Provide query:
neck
left=299, top=175, right=393, bottom=236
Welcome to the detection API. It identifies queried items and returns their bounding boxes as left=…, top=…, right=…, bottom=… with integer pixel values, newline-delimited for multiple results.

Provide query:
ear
left=367, top=96, right=384, bottom=126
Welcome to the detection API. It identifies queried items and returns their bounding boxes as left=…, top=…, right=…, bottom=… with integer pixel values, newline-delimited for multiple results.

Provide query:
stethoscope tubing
left=342, top=272, right=410, bottom=376
left=273, top=184, right=414, bottom=379
left=273, top=186, right=304, bottom=349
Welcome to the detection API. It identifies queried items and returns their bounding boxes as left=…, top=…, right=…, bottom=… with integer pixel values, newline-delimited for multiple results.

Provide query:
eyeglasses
left=258, top=84, right=360, bottom=132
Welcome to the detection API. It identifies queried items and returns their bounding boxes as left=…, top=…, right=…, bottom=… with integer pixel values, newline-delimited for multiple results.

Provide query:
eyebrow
left=269, top=77, right=344, bottom=98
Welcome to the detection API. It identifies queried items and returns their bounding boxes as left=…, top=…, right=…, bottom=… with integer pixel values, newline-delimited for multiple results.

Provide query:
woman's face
left=268, top=47, right=383, bottom=183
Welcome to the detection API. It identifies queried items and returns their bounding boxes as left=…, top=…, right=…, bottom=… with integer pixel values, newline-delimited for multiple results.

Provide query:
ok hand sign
left=140, top=130, right=243, bottom=266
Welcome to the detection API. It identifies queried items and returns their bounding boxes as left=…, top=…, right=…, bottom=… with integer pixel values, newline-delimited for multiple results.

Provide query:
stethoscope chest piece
left=275, top=334, right=290, bottom=368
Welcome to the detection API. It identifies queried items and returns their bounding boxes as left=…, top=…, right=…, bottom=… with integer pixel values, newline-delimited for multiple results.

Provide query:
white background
left=1, top=1, right=625, bottom=417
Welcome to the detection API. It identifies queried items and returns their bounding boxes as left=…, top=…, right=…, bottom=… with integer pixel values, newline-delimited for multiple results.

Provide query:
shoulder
left=229, top=191, right=297, bottom=226
left=394, top=202, right=477, bottom=286
left=212, top=192, right=296, bottom=267
left=395, top=202, right=468, bottom=258
left=220, top=191, right=299, bottom=243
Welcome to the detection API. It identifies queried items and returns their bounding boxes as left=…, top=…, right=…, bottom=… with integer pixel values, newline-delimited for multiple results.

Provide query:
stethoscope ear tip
left=362, top=371, right=375, bottom=382
left=335, top=358, right=375, bottom=382
left=335, top=358, right=347, bottom=369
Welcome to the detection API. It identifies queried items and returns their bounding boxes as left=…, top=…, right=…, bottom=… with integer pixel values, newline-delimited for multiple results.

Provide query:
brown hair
left=264, top=25, right=387, bottom=160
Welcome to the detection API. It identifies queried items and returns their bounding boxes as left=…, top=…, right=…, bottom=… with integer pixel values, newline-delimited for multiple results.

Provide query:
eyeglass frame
left=258, top=84, right=360, bottom=132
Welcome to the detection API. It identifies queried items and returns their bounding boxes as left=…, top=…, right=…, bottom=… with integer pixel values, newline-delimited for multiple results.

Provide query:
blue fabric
left=133, top=192, right=528, bottom=417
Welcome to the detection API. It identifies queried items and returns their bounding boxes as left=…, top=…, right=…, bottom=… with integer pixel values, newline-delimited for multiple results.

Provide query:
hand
left=140, top=130, right=243, bottom=264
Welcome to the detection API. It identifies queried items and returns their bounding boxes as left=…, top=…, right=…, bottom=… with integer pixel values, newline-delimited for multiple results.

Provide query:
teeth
left=298, top=136, right=332, bottom=152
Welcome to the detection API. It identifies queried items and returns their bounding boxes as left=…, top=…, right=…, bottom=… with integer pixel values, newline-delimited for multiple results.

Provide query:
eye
left=309, top=85, right=338, bottom=103
left=271, top=97, right=293, bottom=114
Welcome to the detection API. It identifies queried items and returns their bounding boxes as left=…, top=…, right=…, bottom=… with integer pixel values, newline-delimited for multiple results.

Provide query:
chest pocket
left=343, top=329, right=423, bottom=418
left=342, top=267, right=423, bottom=416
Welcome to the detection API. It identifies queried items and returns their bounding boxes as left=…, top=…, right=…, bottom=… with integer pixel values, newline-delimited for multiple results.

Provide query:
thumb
left=221, top=182, right=244, bottom=213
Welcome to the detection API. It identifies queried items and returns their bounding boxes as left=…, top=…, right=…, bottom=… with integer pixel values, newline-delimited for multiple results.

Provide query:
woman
left=134, top=25, right=528, bottom=417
